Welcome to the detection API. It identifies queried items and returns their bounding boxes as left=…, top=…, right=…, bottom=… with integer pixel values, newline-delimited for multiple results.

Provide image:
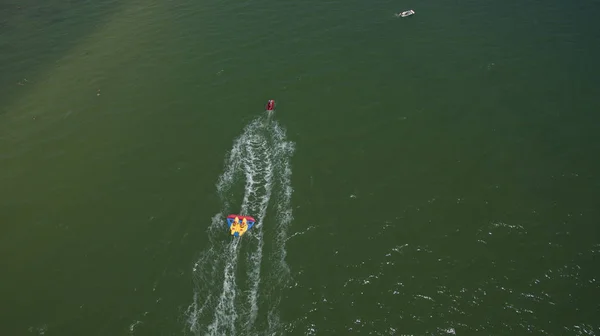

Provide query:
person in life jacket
left=266, top=100, right=275, bottom=111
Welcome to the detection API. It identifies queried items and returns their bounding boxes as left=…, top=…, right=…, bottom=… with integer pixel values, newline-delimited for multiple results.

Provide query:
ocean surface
left=1, top=0, right=600, bottom=335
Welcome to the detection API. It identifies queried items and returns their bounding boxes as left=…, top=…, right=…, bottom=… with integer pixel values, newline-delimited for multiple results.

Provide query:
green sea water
left=1, top=0, right=600, bottom=335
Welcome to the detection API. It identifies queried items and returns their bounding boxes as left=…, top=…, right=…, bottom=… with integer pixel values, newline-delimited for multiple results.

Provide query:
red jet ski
left=265, top=100, right=275, bottom=111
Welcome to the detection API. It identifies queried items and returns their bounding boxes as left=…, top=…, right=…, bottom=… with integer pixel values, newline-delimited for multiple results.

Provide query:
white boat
left=396, top=9, right=415, bottom=17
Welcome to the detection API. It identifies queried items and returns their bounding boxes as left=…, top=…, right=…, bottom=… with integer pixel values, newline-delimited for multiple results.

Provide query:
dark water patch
left=0, top=0, right=125, bottom=114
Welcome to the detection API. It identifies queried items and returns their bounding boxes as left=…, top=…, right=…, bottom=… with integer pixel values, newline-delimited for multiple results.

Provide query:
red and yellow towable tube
left=226, top=215, right=256, bottom=237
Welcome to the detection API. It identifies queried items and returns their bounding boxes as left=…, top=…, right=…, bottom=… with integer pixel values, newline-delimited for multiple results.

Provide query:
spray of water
left=185, top=112, right=295, bottom=336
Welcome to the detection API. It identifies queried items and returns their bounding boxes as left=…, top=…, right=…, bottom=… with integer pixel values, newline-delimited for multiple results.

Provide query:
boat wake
left=185, top=112, right=295, bottom=336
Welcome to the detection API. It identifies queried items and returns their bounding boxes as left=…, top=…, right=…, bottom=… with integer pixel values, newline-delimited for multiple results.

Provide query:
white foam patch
left=186, top=113, right=295, bottom=336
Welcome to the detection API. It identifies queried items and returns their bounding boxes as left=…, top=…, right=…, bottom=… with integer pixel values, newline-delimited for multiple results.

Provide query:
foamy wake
left=186, top=113, right=295, bottom=336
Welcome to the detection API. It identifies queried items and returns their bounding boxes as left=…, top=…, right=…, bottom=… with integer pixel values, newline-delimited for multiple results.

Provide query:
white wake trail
left=186, top=113, right=295, bottom=336
left=243, top=138, right=272, bottom=329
